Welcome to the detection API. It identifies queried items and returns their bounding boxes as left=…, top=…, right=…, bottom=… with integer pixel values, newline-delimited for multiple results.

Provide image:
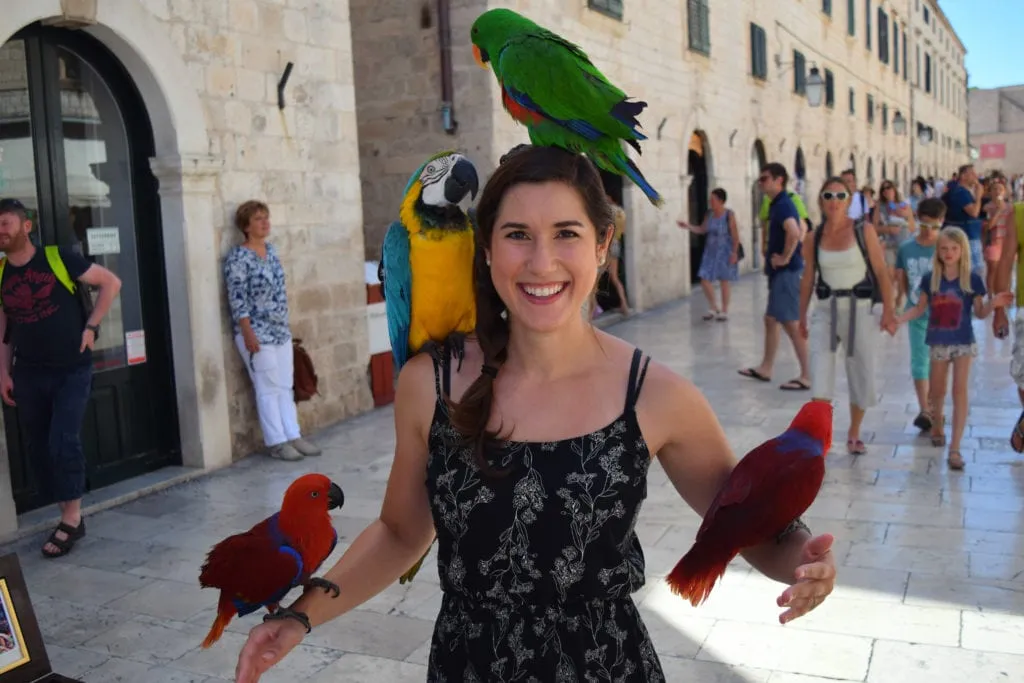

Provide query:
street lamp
left=892, top=110, right=907, bottom=135
left=806, top=67, right=824, bottom=108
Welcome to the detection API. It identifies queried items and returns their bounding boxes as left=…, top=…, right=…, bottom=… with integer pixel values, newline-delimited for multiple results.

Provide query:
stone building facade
left=0, top=0, right=372, bottom=537
left=968, top=85, right=1024, bottom=176
left=907, top=0, right=970, bottom=180
left=353, top=0, right=971, bottom=307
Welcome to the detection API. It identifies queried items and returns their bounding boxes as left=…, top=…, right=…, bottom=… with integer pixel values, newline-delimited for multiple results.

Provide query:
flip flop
left=847, top=439, right=867, bottom=455
left=738, top=368, right=771, bottom=382
left=1011, top=410, right=1024, bottom=454
left=947, top=450, right=965, bottom=470
left=780, top=379, right=811, bottom=391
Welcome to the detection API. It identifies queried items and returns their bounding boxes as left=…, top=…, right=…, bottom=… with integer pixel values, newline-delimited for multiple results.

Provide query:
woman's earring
left=486, top=256, right=491, bottom=266
left=500, top=309, right=508, bottom=320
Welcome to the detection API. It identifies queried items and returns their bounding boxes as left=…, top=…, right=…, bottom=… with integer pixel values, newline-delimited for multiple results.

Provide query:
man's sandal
left=42, top=519, right=85, bottom=559
left=947, top=450, right=965, bottom=470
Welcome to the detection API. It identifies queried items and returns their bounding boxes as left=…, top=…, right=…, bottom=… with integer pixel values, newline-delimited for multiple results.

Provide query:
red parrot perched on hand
left=198, top=473, right=344, bottom=648
left=667, top=400, right=833, bottom=607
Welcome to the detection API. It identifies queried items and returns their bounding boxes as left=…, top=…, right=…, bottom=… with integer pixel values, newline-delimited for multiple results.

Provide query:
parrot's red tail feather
left=665, top=545, right=736, bottom=608
left=201, top=598, right=236, bottom=649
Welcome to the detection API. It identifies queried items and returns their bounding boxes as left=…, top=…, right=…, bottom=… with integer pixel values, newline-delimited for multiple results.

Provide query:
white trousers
left=809, top=298, right=878, bottom=410
left=235, top=335, right=301, bottom=447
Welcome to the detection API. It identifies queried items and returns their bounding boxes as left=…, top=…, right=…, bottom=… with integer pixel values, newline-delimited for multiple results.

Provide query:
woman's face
left=938, top=236, right=962, bottom=266
left=709, top=193, right=724, bottom=211
left=820, top=182, right=850, bottom=219
left=486, top=181, right=606, bottom=334
left=246, top=211, right=271, bottom=239
left=881, top=185, right=896, bottom=201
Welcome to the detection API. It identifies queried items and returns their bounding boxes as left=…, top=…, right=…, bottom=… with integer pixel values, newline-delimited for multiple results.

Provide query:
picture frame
left=0, top=554, right=79, bottom=683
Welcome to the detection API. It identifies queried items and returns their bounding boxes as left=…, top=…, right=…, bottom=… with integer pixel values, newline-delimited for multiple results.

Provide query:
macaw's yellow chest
left=407, top=228, right=477, bottom=353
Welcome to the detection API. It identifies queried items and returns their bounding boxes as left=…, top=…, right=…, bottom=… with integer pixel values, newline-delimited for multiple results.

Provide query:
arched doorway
left=750, top=139, right=767, bottom=268
left=882, top=158, right=888, bottom=183
left=848, top=154, right=856, bottom=177
left=1, top=26, right=179, bottom=513
left=866, top=158, right=875, bottom=187
left=594, top=168, right=627, bottom=315
left=794, top=147, right=807, bottom=201
left=825, top=151, right=834, bottom=179
left=688, top=131, right=711, bottom=284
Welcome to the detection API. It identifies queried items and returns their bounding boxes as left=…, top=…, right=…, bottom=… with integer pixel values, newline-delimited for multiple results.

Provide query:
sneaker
left=269, top=443, right=304, bottom=461
left=291, top=438, right=322, bottom=457
left=913, top=412, right=933, bottom=432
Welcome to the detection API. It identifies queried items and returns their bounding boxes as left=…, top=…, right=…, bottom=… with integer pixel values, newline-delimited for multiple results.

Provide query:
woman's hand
left=243, top=330, right=261, bottom=354
left=880, top=308, right=899, bottom=335
left=776, top=533, right=836, bottom=625
left=729, top=251, right=738, bottom=265
left=235, top=619, right=307, bottom=683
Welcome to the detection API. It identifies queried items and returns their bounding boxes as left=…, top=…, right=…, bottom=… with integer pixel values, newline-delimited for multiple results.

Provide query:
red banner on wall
left=980, top=143, right=1006, bottom=159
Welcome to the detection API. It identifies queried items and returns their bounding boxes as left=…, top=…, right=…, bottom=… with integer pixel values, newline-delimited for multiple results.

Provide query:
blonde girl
left=898, top=227, right=1013, bottom=469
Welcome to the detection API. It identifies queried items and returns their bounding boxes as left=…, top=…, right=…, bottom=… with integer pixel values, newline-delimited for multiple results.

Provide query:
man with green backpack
left=0, top=198, right=122, bottom=558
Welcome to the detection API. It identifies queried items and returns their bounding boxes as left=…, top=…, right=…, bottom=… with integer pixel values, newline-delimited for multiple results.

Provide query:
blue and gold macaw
left=378, top=151, right=479, bottom=584
left=379, top=150, right=480, bottom=379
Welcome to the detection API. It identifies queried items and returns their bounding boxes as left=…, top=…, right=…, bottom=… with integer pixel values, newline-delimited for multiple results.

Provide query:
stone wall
left=350, top=0, right=495, bottom=261
left=155, top=0, right=373, bottom=458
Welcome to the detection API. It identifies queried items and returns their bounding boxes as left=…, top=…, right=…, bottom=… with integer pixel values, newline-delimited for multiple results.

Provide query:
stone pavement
left=3, top=274, right=1024, bottom=683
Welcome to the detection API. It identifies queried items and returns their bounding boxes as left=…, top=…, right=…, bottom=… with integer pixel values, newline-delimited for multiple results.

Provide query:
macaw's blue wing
left=383, top=221, right=412, bottom=376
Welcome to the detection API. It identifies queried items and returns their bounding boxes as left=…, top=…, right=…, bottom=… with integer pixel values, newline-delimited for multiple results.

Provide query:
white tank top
left=818, top=246, right=867, bottom=290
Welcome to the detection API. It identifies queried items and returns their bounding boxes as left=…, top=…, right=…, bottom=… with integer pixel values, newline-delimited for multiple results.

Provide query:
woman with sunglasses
left=799, top=178, right=898, bottom=455
left=873, top=181, right=916, bottom=305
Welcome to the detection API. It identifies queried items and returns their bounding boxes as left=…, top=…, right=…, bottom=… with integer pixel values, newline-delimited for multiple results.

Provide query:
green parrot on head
left=470, top=8, right=663, bottom=206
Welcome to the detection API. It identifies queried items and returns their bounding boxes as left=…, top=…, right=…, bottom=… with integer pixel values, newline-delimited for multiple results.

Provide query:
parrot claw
left=303, top=577, right=340, bottom=598
left=262, top=606, right=312, bottom=634
left=447, top=333, right=467, bottom=372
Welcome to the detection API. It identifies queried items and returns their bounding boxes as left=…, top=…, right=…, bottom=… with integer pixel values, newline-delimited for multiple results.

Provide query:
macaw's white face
left=419, top=153, right=480, bottom=208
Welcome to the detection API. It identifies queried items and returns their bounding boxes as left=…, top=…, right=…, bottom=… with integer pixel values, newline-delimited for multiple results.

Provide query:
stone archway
left=1, top=2, right=231, bottom=475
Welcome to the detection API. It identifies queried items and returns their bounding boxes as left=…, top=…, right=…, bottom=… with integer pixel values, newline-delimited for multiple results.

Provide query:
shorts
left=907, top=317, right=930, bottom=381
left=884, top=245, right=898, bottom=269
left=929, top=343, right=978, bottom=361
left=766, top=268, right=802, bottom=323
left=1011, top=309, right=1024, bottom=390
left=808, top=297, right=878, bottom=409
left=969, top=239, right=984, bottom=276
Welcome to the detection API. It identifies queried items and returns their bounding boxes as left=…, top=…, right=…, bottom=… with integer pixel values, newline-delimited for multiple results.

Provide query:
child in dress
left=898, top=227, right=1013, bottom=469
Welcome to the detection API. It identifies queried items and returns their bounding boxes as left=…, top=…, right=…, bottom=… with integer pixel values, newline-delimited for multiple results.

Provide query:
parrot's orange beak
left=473, top=45, right=489, bottom=70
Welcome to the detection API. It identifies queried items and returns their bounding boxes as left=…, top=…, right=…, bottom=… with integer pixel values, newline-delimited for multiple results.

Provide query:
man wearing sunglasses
left=0, top=198, right=122, bottom=558
left=739, top=163, right=811, bottom=391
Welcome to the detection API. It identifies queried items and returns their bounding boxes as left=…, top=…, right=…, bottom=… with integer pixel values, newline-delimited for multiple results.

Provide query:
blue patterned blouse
left=223, top=243, right=291, bottom=345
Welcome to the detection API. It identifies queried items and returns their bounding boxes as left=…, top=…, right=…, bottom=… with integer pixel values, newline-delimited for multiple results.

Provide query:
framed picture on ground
left=0, top=554, right=80, bottom=683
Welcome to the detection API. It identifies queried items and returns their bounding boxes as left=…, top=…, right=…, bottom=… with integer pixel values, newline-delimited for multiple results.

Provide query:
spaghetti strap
left=624, top=348, right=650, bottom=413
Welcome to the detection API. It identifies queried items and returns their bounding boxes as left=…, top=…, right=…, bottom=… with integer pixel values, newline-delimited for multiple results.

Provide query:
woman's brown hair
left=449, top=145, right=614, bottom=475
left=235, top=200, right=269, bottom=236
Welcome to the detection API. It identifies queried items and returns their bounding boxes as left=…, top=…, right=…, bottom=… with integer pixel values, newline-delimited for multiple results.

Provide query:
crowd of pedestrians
left=735, top=163, right=1019, bottom=470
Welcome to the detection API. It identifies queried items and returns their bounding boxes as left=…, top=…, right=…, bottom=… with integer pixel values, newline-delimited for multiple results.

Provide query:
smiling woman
left=233, top=146, right=838, bottom=683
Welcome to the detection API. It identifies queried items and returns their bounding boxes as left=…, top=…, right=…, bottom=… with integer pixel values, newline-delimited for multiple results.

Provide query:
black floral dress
left=425, top=348, right=664, bottom=682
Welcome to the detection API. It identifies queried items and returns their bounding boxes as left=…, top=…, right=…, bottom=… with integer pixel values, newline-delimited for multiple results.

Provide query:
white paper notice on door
left=87, top=227, right=121, bottom=255
left=126, top=330, right=146, bottom=365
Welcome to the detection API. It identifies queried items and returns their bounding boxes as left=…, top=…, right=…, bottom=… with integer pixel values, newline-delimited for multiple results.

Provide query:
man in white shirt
left=841, top=169, right=869, bottom=220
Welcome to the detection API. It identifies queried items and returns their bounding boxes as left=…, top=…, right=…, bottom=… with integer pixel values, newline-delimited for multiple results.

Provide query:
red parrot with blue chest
left=198, top=473, right=344, bottom=647
left=667, top=400, right=833, bottom=606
